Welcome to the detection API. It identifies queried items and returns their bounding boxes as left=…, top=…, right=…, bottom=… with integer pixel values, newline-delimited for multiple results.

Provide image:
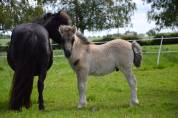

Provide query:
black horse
left=7, top=11, right=71, bottom=111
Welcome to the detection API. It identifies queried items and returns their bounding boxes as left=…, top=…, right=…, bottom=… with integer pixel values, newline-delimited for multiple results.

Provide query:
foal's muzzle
left=64, top=49, right=71, bottom=58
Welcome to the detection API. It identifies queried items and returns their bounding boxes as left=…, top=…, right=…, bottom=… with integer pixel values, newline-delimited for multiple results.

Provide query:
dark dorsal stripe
left=73, top=59, right=80, bottom=66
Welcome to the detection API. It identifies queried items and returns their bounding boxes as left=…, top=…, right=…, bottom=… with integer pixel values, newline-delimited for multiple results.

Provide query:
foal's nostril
left=64, top=50, right=71, bottom=58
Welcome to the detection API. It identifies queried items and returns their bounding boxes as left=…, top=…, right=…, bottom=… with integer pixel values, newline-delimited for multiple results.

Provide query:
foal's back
left=90, top=39, right=133, bottom=58
left=88, top=39, right=134, bottom=75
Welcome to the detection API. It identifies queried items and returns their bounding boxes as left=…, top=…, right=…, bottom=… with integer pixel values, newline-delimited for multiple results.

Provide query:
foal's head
left=59, top=25, right=76, bottom=58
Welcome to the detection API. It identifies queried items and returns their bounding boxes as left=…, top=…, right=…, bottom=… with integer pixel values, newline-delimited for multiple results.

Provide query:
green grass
left=0, top=39, right=10, bottom=46
left=0, top=45, right=178, bottom=118
left=143, top=44, right=178, bottom=52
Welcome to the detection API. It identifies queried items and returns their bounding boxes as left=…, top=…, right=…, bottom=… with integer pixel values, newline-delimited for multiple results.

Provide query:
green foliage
left=99, top=35, right=115, bottom=41
left=0, top=1, right=44, bottom=30
left=154, top=32, right=178, bottom=38
left=148, top=32, right=178, bottom=45
left=0, top=35, right=10, bottom=39
left=93, top=34, right=140, bottom=42
left=0, top=0, right=136, bottom=33
left=0, top=44, right=178, bottom=117
left=145, top=0, right=178, bottom=30
left=146, top=29, right=156, bottom=36
left=92, top=32, right=178, bottom=45
left=120, top=35, right=139, bottom=40
left=59, top=0, right=136, bottom=33
left=0, top=4, right=12, bottom=29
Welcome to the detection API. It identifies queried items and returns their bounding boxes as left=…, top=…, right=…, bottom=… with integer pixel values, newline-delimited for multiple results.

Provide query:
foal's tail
left=132, top=41, right=142, bottom=68
left=9, top=62, right=34, bottom=111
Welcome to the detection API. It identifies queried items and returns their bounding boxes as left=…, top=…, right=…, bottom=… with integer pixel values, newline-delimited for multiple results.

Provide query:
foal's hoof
left=77, top=103, right=87, bottom=109
left=130, top=99, right=139, bottom=107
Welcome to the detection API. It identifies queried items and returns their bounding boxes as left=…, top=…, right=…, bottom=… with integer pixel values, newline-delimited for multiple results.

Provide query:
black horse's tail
left=9, top=32, right=38, bottom=111
left=9, top=62, right=34, bottom=110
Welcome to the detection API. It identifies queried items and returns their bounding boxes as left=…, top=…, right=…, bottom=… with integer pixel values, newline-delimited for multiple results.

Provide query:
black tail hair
left=9, top=62, right=34, bottom=111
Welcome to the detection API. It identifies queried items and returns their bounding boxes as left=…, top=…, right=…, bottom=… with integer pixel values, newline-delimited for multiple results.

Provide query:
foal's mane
left=76, top=32, right=90, bottom=45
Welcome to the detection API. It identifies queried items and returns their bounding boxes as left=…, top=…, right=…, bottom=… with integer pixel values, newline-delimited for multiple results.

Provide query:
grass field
left=0, top=45, right=178, bottom=118
left=0, top=39, right=10, bottom=46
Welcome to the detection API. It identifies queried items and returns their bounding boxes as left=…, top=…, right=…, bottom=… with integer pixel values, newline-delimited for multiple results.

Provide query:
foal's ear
left=72, top=26, right=77, bottom=34
left=58, top=25, right=64, bottom=34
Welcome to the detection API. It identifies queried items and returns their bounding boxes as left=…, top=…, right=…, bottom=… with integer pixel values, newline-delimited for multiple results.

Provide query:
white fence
left=1, top=37, right=178, bottom=66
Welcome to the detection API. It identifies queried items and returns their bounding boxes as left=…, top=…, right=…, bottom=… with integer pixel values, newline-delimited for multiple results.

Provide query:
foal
left=59, top=25, right=142, bottom=108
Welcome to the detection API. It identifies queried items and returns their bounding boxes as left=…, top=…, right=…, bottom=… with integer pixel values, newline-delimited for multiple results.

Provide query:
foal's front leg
left=76, top=69, right=88, bottom=108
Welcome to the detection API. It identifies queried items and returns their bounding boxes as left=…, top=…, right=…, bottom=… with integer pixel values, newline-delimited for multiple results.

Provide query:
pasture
left=0, top=44, right=178, bottom=118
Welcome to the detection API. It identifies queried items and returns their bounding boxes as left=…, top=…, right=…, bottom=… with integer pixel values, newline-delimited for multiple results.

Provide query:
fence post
left=157, top=36, right=164, bottom=66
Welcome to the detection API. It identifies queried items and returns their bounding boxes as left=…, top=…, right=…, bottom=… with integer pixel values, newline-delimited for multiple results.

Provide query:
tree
left=0, top=1, right=44, bottom=30
left=146, top=29, right=156, bottom=36
left=145, top=0, right=178, bottom=30
left=58, top=0, right=136, bottom=33
left=0, top=0, right=136, bottom=33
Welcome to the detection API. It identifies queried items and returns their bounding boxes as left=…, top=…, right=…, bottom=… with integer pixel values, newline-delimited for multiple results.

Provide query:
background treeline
left=93, top=32, right=178, bottom=46
left=1, top=32, right=178, bottom=52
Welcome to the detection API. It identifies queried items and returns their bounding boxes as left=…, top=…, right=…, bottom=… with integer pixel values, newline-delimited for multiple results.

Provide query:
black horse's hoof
left=24, top=100, right=32, bottom=109
left=9, top=105, right=22, bottom=112
left=39, top=105, right=45, bottom=111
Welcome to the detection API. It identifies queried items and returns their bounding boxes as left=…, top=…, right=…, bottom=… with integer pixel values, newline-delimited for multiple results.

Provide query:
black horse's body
left=7, top=11, right=70, bottom=111
left=8, top=23, right=52, bottom=73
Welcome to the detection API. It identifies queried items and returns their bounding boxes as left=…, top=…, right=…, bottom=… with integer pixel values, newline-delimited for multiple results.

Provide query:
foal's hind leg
left=38, top=68, right=47, bottom=110
left=120, top=67, right=139, bottom=106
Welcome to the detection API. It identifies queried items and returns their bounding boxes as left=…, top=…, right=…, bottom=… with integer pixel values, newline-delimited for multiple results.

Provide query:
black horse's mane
left=32, top=12, right=53, bottom=25
left=76, top=32, right=90, bottom=44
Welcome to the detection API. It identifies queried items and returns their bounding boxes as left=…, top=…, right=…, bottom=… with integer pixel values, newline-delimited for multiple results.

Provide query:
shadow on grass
left=0, top=100, right=9, bottom=112
left=43, top=100, right=132, bottom=113
left=0, top=66, right=4, bottom=71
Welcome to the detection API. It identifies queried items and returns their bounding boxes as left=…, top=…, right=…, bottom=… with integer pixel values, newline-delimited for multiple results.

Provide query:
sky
left=84, top=0, right=173, bottom=37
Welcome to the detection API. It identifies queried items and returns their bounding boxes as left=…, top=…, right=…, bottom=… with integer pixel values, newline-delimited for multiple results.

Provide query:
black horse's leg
left=38, top=68, right=47, bottom=110
left=23, top=78, right=34, bottom=109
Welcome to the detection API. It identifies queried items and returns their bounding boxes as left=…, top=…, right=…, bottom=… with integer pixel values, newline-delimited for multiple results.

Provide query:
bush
left=120, top=35, right=139, bottom=40
left=0, top=35, right=10, bottom=39
left=154, top=32, right=178, bottom=38
left=100, top=35, right=115, bottom=41
left=152, top=32, right=178, bottom=45
left=94, top=34, right=140, bottom=42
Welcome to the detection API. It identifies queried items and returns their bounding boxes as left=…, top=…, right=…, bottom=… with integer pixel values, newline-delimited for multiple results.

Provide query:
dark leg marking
left=73, top=59, right=80, bottom=66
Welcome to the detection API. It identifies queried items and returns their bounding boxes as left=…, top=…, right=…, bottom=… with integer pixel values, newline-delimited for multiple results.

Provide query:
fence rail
left=1, top=36, right=178, bottom=65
